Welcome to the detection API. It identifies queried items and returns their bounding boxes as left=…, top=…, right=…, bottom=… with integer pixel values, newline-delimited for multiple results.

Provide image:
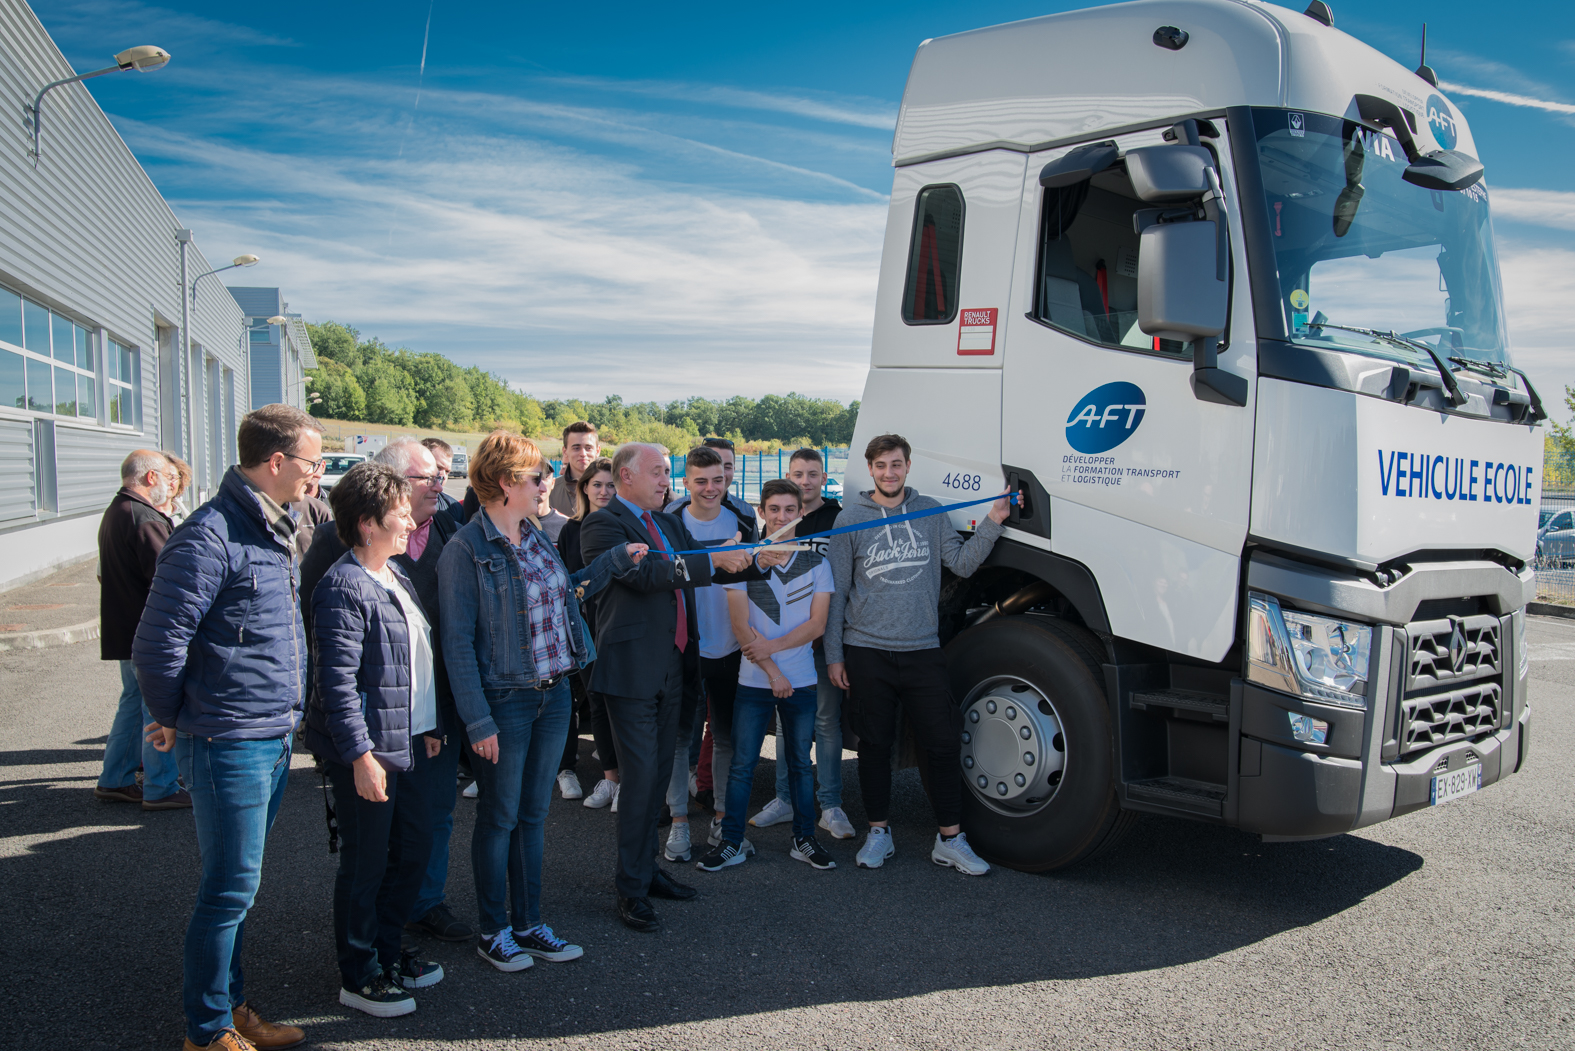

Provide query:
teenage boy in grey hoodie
left=825, top=433, right=1011, bottom=876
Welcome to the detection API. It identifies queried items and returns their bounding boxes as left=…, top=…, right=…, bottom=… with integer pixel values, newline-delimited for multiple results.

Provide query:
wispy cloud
left=1492, top=188, right=1575, bottom=231
left=543, top=74, right=898, bottom=130
left=1441, top=82, right=1575, bottom=116
left=38, top=0, right=299, bottom=50
left=113, top=113, right=886, bottom=400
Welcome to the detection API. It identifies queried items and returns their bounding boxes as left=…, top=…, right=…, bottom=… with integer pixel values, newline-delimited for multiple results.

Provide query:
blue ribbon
left=660, top=491, right=1017, bottom=557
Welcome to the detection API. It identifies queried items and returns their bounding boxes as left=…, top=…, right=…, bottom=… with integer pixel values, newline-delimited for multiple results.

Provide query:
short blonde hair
left=469, top=430, right=543, bottom=505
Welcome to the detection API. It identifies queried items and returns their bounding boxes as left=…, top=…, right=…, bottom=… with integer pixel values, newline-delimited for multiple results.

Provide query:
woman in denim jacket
left=437, top=432, right=647, bottom=972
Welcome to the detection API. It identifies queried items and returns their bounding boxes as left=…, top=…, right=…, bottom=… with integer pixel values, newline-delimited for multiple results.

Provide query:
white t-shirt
left=724, top=552, right=834, bottom=690
left=365, top=566, right=438, bottom=737
left=682, top=504, right=743, bottom=659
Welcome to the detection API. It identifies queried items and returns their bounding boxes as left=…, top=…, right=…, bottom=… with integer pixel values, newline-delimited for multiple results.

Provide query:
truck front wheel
left=943, top=616, right=1131, bottom=871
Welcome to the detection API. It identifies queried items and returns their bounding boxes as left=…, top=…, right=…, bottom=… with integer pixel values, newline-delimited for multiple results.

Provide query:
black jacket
left=98, top=488, right=173, bottom=661
left=305, top=553, right=440, bottom=771
left=579, top=498, right=761, bottom=698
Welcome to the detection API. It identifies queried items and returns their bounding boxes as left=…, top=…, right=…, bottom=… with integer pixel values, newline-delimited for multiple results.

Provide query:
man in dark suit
left=579, top=443, right=781, bottom=931
left=299, top=438, right=473, bottom=943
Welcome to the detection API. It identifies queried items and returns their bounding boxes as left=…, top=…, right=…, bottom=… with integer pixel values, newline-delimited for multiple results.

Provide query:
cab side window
left=902, top=185, right=963, bottom=324
left=1033, top=161, right=1185, bottom=355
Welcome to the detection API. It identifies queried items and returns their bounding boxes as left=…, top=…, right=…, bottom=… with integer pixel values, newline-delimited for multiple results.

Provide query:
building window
left=107, top=338, right=141, bottom=428
left=901, top=185, right=964, bottom=324
left=0, top=285, right=119, bottom=422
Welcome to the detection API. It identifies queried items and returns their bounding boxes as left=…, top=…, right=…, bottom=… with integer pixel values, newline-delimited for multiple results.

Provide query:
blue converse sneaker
left=512, top=923, right=584, bottom=962
left=477, top=928, right=534, bottom=972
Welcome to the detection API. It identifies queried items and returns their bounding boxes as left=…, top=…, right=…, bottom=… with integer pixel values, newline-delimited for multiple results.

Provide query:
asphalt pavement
left=2, top=609, right=1572, bottom=1050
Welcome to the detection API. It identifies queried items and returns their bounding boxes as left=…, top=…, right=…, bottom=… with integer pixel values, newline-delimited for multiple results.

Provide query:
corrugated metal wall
left=250, top=344, right=282, bottom=407
left=0, top=0, right=248, bottom=539
left=54, top=422, right=136, bottom=515
left=0, top=418, right=35, bottom=524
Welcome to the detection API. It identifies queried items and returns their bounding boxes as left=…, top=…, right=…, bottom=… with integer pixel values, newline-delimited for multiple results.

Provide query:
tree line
left=305, top=321, right=858, bottom=448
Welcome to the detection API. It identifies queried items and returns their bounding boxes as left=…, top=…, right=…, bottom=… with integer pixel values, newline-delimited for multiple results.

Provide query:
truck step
left=1130, top=689, right=1229, bottom=721
left=1125, top=776, right=1226, bottom=817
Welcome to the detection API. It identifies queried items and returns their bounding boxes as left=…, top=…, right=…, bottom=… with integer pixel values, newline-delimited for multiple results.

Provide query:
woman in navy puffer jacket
left=306, top=462, right=444, bottom=1020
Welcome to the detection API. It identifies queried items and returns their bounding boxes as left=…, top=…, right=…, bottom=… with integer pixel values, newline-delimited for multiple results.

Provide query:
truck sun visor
left=1039, top=140, right=1119, bottom=189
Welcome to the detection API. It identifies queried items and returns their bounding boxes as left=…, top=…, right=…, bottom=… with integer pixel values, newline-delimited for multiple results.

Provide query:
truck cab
left=849, top=0, right=1542, bottom=869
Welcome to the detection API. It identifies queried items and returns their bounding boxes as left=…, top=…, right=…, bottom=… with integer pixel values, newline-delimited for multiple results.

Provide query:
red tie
left=642, top=511, right=687, bottom=653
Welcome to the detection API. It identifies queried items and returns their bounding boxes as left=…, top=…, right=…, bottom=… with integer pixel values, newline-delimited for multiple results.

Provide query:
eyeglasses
left=283, top=453, right=325, bottom=472
left=404, top=473, right=445, bottom=485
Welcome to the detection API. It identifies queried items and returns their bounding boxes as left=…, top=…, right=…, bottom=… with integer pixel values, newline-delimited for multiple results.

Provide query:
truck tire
left=942, top=616, right=1131, bottom=871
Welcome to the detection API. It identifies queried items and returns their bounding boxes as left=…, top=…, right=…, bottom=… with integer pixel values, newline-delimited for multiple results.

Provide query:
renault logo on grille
left=1448, top=622, right=1468, bottom=674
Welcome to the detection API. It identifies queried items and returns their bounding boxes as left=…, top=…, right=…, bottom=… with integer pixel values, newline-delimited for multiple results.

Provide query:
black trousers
left=603, top=648, right=685, bottom=899
left=559, top=665, right=621, bottom=775
left=326, top=746, right=435, bottom=989
left=845, top=645, right=963, bottom=828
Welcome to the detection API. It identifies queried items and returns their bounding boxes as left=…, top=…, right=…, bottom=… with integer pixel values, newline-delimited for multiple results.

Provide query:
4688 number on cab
left=941, top=472, right=983, bottom=492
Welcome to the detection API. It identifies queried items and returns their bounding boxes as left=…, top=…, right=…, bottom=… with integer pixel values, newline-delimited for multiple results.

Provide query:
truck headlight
left=1246, top=592, right=1371, bottom=709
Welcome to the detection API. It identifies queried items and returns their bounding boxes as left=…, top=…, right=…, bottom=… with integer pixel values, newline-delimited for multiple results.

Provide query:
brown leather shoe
left=143, top=788, right=193, bottom=811
left=229, top=1003, right=305, bottom=1050
left=181, top=1028, right=256, bottom=1051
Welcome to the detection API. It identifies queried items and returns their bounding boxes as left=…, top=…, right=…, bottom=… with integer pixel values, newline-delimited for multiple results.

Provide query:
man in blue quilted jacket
left=136, top=403, right=324, bottom=1051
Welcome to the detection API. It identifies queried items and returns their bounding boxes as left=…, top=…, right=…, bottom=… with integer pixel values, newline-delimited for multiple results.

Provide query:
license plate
left=1430, top=763, right=1482, bottom=806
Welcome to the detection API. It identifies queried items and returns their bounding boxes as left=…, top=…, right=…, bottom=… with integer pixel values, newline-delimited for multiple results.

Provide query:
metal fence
left=1535, top=450, right=1575, bottom=605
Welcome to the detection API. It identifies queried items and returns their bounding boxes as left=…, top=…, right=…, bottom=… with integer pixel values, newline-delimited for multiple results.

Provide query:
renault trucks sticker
left=1377, top=450, right=1535, bottom=504
left=1062, top=382, right=1178, bottom=489
left=1426, top=94, right=1457, bottom=151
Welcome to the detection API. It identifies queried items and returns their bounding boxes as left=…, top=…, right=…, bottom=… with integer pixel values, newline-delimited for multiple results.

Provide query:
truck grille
left=1400, top=682, right=1502, bottom=754
left=1406, top=615, right=1500, bottom=692
left=1398, top=614, right=1504, bottom=758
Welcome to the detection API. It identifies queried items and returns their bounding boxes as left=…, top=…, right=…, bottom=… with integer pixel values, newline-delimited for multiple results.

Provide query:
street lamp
left=26, top=45, right=170, bottom=162
left=174, top=231, right=257, bottom=479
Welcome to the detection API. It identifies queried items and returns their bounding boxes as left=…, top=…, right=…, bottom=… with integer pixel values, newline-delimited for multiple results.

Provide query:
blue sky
left=30, top=0, right=1573, bottom=408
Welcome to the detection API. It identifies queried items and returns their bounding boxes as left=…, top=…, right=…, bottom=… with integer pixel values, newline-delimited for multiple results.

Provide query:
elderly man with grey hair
left=299, top=436, right=476, bottom=942
left=96, top=449, right=189, bottom=809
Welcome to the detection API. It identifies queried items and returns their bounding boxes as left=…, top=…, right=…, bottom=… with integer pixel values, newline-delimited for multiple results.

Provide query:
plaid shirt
left=511, top=521, right=574, bottom=680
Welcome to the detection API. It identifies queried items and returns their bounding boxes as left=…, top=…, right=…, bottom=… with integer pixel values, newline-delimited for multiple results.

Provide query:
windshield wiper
left=1448, top=356, right=1508, bottom=379
left=1308, top=320, right=1467, bottom=406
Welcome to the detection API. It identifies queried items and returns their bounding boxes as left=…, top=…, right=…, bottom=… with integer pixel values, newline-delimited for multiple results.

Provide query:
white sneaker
left=931, top=831, right=990, bottom=876
left=749, top=798, right=793, bottom=828
left=583, top=778, right=617, bottom=809
left=610, top=783, right=620, bottom=813
left=856, top=827, right=895, bottom=869
left=664, top=821, right=692, bottom=862
left=557, top=770, right=583, bottom=800
left=688, top=770, right=699, bottom=798
left=462, top=780, right=479, bottom=799
left=818, top=806, right=855, bottom=840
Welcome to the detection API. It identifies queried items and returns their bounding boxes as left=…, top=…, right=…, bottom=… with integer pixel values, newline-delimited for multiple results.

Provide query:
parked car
left=823, top=475, right=843, bottom=501
left=319, top=453, right=368, bottom=495
left=450, top=451, right=468, bottom=478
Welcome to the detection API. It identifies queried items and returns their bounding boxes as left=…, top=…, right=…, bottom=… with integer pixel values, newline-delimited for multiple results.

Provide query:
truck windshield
left=1251, top=107, right=1509, bottom=370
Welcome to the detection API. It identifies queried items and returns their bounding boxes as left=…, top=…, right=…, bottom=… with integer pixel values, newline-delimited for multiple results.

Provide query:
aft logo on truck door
left=1065, top=382, right=1146, bottom=453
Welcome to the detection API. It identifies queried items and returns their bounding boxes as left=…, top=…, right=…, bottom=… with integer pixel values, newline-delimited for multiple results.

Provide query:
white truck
left=848, top=0, right=1543, bottom=870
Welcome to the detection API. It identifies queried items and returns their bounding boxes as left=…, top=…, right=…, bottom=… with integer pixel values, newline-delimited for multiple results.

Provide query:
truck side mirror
left=1137, top=222, right=1226, bottom=342
left=1138, top=221, right=1247, bottom=406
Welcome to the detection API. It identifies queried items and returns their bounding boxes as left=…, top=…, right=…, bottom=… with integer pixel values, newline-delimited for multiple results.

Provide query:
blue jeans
left=774, top=648, right=843, bottom=810
left=328, top=745, right=434, bottom=988
left=411, top=720, right=461, bottom=919
left=469, top=681, right=571, bottom=935
left=176, top=734, right=292, bottom=1045
left=99, top=660, right=179, bottom=797
left=722, top=685, right=816, bottom=844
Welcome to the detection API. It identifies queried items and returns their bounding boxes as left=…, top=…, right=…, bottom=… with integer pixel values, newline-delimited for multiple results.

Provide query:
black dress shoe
left=618, top=895, right=660, bottom=932
left=648, top=868, right=698, bottom=901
